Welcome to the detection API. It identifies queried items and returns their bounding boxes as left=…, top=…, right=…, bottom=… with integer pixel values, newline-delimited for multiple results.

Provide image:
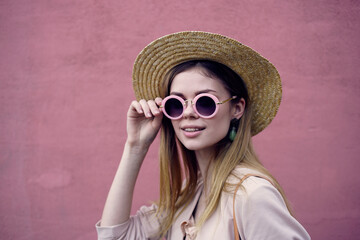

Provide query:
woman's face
left=169, top=67, right=239, bottom=153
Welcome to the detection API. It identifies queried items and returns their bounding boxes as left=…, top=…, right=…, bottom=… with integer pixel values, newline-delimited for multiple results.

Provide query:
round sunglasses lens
left=196, top=96, right=216, bottom=116
left=165, top=98, right=183, bottom=118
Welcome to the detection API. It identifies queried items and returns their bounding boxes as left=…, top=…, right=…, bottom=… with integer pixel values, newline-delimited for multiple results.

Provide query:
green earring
left=229, top=118, right=239, bottom=141
left=229, top=126, right=237, bottom=141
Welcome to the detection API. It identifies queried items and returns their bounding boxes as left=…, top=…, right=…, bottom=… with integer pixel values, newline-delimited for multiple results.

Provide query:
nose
left=182, top=100, right=198, bottom=119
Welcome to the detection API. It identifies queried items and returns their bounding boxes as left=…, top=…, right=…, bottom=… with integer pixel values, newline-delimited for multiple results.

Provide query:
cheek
left=209, top=119, right=231, bottom=137
left=211, top=110, right=233, bottom=136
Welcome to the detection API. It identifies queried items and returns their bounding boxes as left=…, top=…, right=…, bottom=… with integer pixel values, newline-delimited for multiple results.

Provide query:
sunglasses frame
left=161, top=93, right=237, bottom=120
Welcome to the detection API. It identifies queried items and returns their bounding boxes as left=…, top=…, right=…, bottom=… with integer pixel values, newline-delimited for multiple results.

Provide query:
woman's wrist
left=124, top=140, right=150, bottom=157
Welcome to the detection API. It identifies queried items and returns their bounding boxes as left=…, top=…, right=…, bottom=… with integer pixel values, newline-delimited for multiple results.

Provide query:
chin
left=175, top=131, right=228, bottom=152
left=178, top=138, right=217, bottom=152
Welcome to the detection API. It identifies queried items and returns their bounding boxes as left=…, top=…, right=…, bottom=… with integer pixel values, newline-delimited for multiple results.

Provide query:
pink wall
left=1, top=0, right=359, bottom=239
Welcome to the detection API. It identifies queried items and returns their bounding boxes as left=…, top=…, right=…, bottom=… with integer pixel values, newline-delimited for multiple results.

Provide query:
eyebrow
left=170, top=89, right=217, bottom=97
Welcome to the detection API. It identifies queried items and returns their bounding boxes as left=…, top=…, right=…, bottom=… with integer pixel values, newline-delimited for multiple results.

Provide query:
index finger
left=155, top=97, right=163, bottom=106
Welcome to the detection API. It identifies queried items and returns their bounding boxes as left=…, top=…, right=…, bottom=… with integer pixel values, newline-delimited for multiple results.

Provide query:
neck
left=195, top=148, right=216, bottom=195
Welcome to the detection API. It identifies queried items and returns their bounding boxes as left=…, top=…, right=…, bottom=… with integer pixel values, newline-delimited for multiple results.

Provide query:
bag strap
left=233, top=173, right=274, bottom=240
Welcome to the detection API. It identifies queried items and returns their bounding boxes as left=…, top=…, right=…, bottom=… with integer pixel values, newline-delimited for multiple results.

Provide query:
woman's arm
left=100, top=98, right=163, bottom=227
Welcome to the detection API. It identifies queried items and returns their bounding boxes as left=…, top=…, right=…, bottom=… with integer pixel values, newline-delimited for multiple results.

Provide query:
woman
left=96, top=31, right=311, bottom=239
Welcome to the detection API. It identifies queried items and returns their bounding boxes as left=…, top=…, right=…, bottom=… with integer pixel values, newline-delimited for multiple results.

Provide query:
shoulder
left=225, top=168, right=311, bottom=239
left=238, top=176, right=287, bottom=214
left=225, top=166, right=285, bottom=212
left=226, top=167, right=276, bottom=196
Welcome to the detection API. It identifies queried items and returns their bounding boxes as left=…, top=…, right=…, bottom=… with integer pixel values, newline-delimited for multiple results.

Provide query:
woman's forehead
left=169, top=67, right=228, bottom=95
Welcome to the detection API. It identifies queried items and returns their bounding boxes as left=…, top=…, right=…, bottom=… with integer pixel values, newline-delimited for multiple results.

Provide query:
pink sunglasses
left=160, top=93, right=237, bottom=120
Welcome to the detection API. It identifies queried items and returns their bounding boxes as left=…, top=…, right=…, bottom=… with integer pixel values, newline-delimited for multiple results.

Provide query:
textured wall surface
left=1, top=0, right=359, bottom=239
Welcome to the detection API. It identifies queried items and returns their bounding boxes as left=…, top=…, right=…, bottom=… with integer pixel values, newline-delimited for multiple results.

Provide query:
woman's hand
left=126, top=97, right=163, bottom=149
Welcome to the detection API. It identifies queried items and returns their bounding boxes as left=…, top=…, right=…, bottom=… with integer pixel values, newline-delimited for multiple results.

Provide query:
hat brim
left=132, top=31, right=281, bottom=136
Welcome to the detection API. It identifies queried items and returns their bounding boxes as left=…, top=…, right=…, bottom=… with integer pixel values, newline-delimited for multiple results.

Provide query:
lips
left=182, top=127, right=205, bottom=132
left=181, top=125, right=205, bottom=131
left=180, top=126, right=205, bottom=137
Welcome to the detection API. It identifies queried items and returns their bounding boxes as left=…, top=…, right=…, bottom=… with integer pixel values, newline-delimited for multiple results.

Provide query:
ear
left=232, top=98, right=245, bottom=120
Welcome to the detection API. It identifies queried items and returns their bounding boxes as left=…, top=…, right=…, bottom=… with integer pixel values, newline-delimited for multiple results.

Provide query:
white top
left=96, top=168, right=311, bottom=240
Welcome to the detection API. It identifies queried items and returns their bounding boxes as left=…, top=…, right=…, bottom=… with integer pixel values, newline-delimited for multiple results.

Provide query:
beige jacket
left=96, top=168, right=310, bottom=240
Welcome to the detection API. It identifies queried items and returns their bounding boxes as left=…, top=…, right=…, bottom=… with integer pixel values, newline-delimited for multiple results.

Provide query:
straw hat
left=132, top=31, right=281, bottom=136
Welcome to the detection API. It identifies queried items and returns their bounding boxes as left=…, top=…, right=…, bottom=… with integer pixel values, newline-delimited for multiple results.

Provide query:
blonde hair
left=156, top=60, right=292, bottom=236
